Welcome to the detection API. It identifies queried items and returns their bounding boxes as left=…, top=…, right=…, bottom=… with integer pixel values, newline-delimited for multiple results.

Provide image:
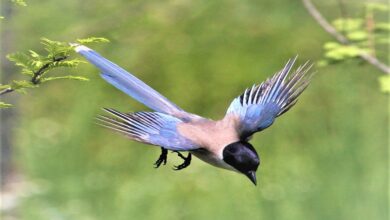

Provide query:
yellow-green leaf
left=11, top=0, right=27, bottom=6
left=317, top=60, right=328, bottom=67
left=347, top=31, right=368, bottom=41
left=0, top=102, right=13, bottom=108
left=375, top=23, right=390, bottom=31
left=76, top=37, right=110, bottom=44
left=29, top=50, right=41, bottom=59
left=379, top=75, right=390, bottom=93
left=324, top=45, right=363, bottom=61
left=323, top=42, right=341, bottom=50
left=41, top=75, right=89, bottom=83
left=11, top=80, right=37, bottom=92
left=0, top=84, right=11, bottom=90
left=332, top=18, right=363, bottom=32
left=366, top=3, right=389, bottom=12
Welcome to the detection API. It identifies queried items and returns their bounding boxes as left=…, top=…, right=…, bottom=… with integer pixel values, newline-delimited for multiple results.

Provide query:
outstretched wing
left=74, top=45, right=200, bottom=121
left=225, top=57, right=313, bottom=139
left=97, top=108, right=199, bottom=151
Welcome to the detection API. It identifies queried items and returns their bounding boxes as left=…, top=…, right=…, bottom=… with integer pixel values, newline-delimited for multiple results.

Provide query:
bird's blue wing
left=225, top=57, right=313, bottom=139
left=96, top=108, right=198, bottom=151
left=74, top=45, right=199, bottom=121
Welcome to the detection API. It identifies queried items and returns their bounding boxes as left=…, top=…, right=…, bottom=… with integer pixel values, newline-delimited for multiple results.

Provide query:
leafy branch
left=302, top=0, right=390, bottom=74
left=302, top=0, right=390, bottom=93
left=0, top=37, right=109, bottom=108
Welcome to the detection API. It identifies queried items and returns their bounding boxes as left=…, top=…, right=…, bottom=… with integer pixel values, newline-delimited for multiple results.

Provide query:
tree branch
left=31, top=55, right=68, bottom=84
left=0, top=55, right=68, bottom=97
left=0, top=88, right=14, bottom=96
left=302, top=0, right=390, bottom=74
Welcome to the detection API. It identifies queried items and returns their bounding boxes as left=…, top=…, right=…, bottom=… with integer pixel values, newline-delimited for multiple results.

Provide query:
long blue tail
left=74, top=45, right=186, bottom=117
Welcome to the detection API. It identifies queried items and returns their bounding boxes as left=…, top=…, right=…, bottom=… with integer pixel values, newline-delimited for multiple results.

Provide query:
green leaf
left=7, top=52, right=30, bottom=68
left=332, top=18, right=363, bottom=32
left=323, top=42, right=341, bottom=50
left=76, top=37, right=110, bottom=44
left=40, top=38, right=73, bottom=58
left=11, top=0, right=27, bottom=6
left=5, top=36, right=107, bottom=98
left=10, top=80, right=37, bottom=93
left=375, top=22, right=390, bottom=31
left=41, top=75, right=89, bottom=83
left=29, top=50, right=42, bottom=59
left=379, top=75, right=390, bottom=93
left=317, top=60, right=329, bottom=67
left=347, top=31, right=368, bottom=41
left=6, top=52, right=35, bottom=75
left=366, top=3, right=389, bottom=12
left=36, top=59, right=84, bottom=76
left=32, top=60, right=45, bottom=69
left=50, top=60, right=85, bottom=68
left=0, top=84, right=11, bottom=90
left=324, top=45, right=364, bottom=61
left=377, top=37, right=390, bottom=44
left=0, top=102, right=13, bottom=108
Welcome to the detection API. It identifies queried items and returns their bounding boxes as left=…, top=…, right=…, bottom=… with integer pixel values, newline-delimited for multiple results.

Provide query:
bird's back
left=177, top=116, right=240, bottom=156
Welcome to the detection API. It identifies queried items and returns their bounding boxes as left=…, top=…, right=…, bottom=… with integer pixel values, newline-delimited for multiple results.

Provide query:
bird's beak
left=245, top=171, right=257, bottom=185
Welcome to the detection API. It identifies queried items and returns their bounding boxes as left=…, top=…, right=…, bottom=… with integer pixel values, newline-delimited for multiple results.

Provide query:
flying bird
left=74, top=45, right=313, bottom=185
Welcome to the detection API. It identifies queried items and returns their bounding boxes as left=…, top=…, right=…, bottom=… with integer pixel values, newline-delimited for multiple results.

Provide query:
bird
left=73, top=44, right=314, bottom=185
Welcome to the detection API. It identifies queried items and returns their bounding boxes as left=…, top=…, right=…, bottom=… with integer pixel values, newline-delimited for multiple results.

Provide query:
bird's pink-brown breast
left=177, top=116, right=240, bottom=157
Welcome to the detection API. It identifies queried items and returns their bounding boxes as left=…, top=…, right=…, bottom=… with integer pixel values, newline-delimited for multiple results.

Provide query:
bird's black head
left=223, top=141, right=260, bottom=185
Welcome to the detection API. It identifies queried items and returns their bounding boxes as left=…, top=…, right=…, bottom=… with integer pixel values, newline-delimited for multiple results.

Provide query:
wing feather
left=97, top=108, right=198, bottom=151
left=225, top=57, right=314, bottom=139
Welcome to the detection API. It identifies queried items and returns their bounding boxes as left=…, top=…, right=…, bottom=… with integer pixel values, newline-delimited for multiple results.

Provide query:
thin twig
left=0, top=88, right=14, bottom=96
left=0, top=55, right=69, bottom=97
left=302, top=0, right=390, bottom=74
left=31, top=56, right=68, bottom=84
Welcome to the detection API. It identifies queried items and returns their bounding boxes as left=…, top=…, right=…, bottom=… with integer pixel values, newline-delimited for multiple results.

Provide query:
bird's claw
left=172, top=151, right=192, bottom=170
left=154, top=148, right=168, bottom=168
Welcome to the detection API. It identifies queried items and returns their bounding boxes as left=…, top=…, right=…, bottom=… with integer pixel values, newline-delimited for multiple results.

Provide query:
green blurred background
left=1, top=0, right=388, bottom=219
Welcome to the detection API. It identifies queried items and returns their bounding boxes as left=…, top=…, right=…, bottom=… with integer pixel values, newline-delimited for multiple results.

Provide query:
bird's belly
left=191, top=149, right=237, bottom=172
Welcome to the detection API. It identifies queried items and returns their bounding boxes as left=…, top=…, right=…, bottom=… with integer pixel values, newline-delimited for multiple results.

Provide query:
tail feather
left=74, top=45, right=187, bottom=118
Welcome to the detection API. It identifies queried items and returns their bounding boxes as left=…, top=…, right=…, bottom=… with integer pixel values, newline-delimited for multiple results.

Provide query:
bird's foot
left=154, top=148, right=168, bottom=168
left=173, top=151, right=192, bottom=170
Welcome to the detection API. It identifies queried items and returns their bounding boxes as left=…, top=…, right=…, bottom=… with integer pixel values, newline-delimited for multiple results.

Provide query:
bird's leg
left=154, top=147, right=168, bottom=168
left=172, top=151, right=192, bottom=170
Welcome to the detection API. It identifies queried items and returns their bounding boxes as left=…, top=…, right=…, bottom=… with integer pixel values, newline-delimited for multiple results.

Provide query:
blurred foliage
left=0, top=0, right=388, bottom=220
left=0, top=101, right=12, bottom=108
left=0, top=37, right=108, bottom=108
left=378, top=75, right=390, bottom=93
left=11, top=0, right=27, bottom=7
left=321, top=41, right=367, bottom=61
left=319, top=2, right=389, bottom=65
